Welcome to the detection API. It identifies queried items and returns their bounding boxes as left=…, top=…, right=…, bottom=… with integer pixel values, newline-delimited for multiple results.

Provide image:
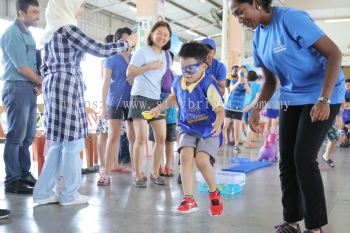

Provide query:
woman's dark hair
left=115, top=27, right=132, bottom=41
left=147, top=21, right=172, bottom=50
left=16, top=0, right=39, bottom=17
left=247, top=70, right=259, bottom=81
left=235, top=0, right=272, bottom=12
left=178, top=42, right=208, bottom=64
left=169, top=51, right=175, bottom=62
left=104, top=34, right=114, bottom=43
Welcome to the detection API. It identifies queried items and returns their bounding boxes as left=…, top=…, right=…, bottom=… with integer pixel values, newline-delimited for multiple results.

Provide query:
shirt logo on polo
left=273, top=39, right=287, bottom=53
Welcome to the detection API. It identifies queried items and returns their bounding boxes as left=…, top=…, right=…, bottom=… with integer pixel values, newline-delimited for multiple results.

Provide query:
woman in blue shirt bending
left=229, top=1, right=345, bottom=233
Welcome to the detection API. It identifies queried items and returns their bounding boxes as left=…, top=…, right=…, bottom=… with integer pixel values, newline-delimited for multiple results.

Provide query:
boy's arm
left=149, top=91, right=177, bottom=117
left=207, top=85, right=225, bottom=137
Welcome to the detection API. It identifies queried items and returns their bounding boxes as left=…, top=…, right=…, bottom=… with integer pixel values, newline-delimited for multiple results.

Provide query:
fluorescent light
left=200, top=0, right=207, bottom=2
left=128, top=5, right=137, bottom=12
left=185, top=30, right=199, bottom=36
left=325, top=18, right=350, bottom=23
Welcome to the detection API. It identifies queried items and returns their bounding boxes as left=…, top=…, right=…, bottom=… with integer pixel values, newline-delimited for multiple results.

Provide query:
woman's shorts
left=128, top=95, right=165, bottom=121
left=326, top=122, right=339, bottom=141
left=266, top=108, right=279, bottom=119
left=224, top=109, right=243, bottom=120
left=148, top=123, right=177, bottom=142
left=96, top=116, right=108, bottom=134
left=107, top=106, right=130, bottom=120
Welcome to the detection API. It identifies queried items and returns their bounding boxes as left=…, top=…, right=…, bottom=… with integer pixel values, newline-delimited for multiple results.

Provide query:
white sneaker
left=55, top=176, right=63, bottom=193
left=60, top=194, right=89, bottom=206
left=34, top=194, right=59, bottom=205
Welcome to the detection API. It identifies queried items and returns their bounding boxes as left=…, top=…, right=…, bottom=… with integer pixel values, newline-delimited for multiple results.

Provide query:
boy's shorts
left=177, top=132, right=219, bottom=165
left=266, top=108, right=279, bottom=119
left=326, top=122, right=338, bottom=141
left=148, top=123, right=177, bottom=142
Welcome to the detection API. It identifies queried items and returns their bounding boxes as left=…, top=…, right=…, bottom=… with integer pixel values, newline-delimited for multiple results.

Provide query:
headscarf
left=41, top=0, right=84, bottom=46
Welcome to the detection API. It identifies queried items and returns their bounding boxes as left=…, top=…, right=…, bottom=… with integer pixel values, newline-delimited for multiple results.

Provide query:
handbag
left=161, top=51, right=174, bottom=92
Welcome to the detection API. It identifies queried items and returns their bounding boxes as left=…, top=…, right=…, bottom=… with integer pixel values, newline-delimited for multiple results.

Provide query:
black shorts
left=225, top=110, right=243, bottom=120
left=107, top=107, right=130, bottom=120
left=128, top=95, right=165, bottom=121
left=148, top=123, right=177, bottom=142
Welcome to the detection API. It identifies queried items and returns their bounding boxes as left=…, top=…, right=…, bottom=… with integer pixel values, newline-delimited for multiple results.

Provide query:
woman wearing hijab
left=33, top=0, right=137, bottom=206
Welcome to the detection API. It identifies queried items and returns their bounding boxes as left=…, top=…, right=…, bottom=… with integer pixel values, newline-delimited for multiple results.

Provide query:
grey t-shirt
left=129, top=46, right=167, bottom=100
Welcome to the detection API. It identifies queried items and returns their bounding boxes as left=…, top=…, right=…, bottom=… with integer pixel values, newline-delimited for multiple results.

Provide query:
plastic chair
left=32, top=103, right=46, bottom=175
left=84, top=107, right=99, bottom=169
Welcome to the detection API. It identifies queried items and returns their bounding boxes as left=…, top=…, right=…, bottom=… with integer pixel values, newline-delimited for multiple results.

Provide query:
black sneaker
left=0, top=209, right=10, bottom=219
left=274, top=222, right=301, bottom=233
left=322, top=157, right=335, bottom=167
left=22, top=174, right=37, bottom=187
left=5, top=180, right=33, bottom=194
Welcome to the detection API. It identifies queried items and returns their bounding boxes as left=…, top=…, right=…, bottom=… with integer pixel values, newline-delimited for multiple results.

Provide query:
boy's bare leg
left=195, top=152, right=216, bottom=192
left=180, top=147, right=195, bottom=195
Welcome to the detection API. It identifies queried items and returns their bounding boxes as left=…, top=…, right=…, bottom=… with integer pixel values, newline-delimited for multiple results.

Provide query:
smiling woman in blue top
left=229, top=0, right=345, bottom=233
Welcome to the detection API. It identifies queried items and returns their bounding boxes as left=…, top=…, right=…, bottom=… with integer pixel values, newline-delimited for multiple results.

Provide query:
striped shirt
left=42, top=25, right=128, bottom=141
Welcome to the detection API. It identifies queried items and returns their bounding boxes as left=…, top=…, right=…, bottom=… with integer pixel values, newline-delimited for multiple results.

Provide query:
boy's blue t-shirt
left=253, top=6, right=345, bottom=105
left=245, top=82, right=261, bottom=107
left=225, top=79, right=246, bottom=111
left=205, top=59, right=227, bottom=82
left=104, top=54, right=132, bottom=107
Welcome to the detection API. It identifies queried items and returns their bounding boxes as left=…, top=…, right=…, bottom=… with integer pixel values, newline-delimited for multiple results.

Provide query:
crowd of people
left=0, top=0, right=349, bottom=232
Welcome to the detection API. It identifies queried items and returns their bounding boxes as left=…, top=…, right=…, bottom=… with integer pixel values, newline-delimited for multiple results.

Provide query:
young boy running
left=150, top=42, right=224, bottom=216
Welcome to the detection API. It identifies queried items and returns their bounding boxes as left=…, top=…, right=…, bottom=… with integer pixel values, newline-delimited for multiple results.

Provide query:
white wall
left=315, top=20, right=350, bottom=66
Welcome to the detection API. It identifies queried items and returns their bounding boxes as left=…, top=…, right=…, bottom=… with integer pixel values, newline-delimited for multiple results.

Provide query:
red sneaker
left=176, top=197, right=199, bottom=214
left=209, top=190, right=223, bottom=216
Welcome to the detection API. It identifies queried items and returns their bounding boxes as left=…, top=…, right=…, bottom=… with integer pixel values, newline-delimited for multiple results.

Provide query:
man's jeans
left=2, top=81, right=37, bottom=186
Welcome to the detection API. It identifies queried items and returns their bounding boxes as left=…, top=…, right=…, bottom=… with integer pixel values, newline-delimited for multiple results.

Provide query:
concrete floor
left=0, top=142, right=349, bottom=233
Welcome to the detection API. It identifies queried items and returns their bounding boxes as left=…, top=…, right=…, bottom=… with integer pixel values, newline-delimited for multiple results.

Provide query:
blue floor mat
left=229, top=157, right=251, bottom=163
left=222, top=161, right=273, bottom=173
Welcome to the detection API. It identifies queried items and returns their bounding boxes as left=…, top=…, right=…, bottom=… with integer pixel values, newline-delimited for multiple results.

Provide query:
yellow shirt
left=180, top=73, right=224, bottom=110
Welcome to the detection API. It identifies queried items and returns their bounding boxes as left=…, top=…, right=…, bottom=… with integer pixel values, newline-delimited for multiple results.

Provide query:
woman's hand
left=249, top=108, right=261, bottom=133
left=149, top=106, right=161, bottom=118
left=238, top=75, right=244, bottom=83
left=310, top=102, right=330, bottom=122
left=33, top=86, right=42, bottom=96
left=147, top=60, right=166, bottom=70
